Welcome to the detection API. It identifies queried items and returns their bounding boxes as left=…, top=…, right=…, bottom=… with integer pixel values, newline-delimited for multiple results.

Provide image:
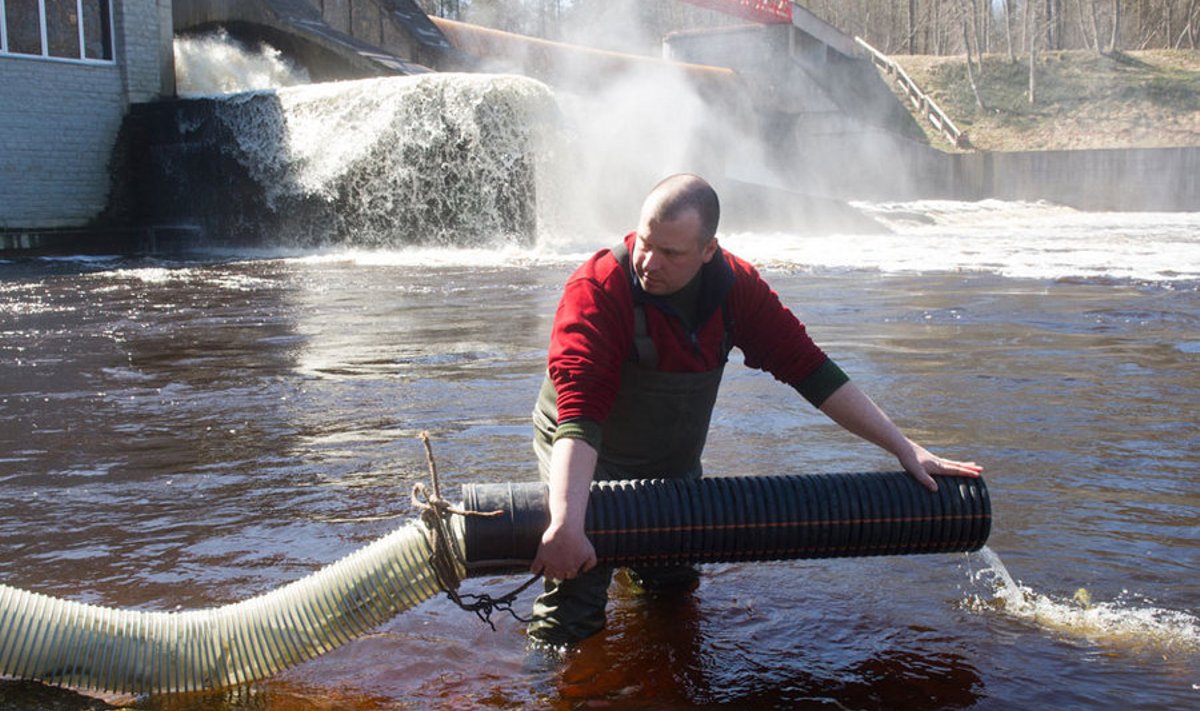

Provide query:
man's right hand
left=531, top=522, right=597, bottom=581
left=532, top=436, right=601, bottom=580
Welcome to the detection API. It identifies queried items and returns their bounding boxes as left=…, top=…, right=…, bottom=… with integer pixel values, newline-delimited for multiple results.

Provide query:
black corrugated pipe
left=462, top=472, right=990, bottom=571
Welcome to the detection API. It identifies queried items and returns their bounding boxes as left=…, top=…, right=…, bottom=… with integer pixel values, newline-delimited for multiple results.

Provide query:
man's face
left=631, top=208, right=718, bottom=296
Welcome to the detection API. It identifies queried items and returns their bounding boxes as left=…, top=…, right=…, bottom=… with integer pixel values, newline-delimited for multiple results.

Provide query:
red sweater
left=548, top=233, right=845, bottom=425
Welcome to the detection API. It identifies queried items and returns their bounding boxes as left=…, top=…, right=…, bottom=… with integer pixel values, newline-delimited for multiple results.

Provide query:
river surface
left=1, top=201, right=1198, bottom=709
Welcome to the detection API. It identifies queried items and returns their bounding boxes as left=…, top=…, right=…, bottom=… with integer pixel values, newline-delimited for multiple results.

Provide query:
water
left=175, top=29, right=311, bottom=97
left=1, top=199, right=1198, bottom=709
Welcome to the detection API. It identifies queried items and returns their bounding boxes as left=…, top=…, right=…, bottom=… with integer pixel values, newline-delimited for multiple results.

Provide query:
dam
left=3, top=0, right=1197, bottom=254
left=118, top=0, right=929, bottom=249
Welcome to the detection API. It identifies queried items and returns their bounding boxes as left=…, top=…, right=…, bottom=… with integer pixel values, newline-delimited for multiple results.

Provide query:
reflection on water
left=0, top=211, right=1198, bottom=708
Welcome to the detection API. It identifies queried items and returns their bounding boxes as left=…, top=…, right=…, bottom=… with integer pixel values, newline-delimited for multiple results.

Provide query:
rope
left=410, top=432, right=541, bottom=631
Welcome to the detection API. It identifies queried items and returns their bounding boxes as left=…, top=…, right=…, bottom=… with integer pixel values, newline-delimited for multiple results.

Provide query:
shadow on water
left=0, top=681, right=118, bottom=711
left=536, top=574, right=984, bottom=710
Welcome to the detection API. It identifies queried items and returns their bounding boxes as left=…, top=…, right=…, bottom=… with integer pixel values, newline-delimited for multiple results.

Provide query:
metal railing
left=855, top=36, right=970, bottom=149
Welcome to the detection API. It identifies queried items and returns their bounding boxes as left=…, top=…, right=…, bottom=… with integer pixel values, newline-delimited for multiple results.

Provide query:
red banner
left=678, top=0, right=793, bottom=24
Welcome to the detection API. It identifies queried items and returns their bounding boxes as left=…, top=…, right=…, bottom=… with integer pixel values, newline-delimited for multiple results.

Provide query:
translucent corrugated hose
left=0, top=517, right=464, bottom=694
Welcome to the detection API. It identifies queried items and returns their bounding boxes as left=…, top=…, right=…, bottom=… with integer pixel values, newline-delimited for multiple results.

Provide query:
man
left=528, top=174, right=981, bottom=646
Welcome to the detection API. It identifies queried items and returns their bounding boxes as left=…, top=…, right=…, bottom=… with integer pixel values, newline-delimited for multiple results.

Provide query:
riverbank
left=891, top=49, right=1200, bottom=152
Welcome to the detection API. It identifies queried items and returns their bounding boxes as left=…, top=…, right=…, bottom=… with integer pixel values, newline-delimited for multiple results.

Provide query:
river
left=1, top=200, right=1197, bottom=709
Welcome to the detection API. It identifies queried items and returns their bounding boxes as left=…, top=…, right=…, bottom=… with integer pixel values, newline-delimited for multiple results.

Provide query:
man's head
left=632, top=174, right=721, bottom=296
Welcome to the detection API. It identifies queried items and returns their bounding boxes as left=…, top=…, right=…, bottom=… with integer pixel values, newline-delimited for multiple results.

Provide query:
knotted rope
left=410, top=432, right=541, bottom=630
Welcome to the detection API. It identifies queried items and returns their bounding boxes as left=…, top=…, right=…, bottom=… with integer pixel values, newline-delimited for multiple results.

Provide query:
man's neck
left=666, top=270, right=703, bottom=332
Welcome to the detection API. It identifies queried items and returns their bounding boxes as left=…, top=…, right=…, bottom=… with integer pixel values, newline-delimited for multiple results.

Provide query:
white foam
left=722, top=201, right=1200, bottom=283
left=175, top=29, right=310, bottom=97
left=202, top=72, right=558, bottom=247
left=268, top=198, right=1200, bottom=284
left=968, top=547, right=1200, bottom=655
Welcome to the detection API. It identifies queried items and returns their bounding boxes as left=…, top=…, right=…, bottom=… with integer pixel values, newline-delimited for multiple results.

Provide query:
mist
left=449, top=1, right=786, bottom=244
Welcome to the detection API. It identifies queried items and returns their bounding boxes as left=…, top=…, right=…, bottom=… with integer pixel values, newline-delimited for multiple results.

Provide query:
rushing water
left=175, top=29, right=311, bottom=97
left=1, top=201, right=1197, bottom=709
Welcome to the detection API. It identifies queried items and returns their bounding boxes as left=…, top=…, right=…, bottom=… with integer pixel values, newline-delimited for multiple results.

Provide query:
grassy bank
left=889, top=49, right=1200, bottom=152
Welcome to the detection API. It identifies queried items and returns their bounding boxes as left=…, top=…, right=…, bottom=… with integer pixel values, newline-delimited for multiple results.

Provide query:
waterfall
left=208, top=73, right=558, bottom=247
left=152, top=32, right=559, bottom=248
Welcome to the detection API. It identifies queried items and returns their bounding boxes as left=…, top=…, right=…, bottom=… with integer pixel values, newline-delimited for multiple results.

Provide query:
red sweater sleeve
left=546, top=248, right=634, bottom=424
left=725, top=253, right=832, bottom=388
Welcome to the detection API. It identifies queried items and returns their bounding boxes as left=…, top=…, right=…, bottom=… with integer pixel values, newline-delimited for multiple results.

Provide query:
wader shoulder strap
left=632, top=304, right=657, bottom=368
left=611, top=240, right=658, bottom=368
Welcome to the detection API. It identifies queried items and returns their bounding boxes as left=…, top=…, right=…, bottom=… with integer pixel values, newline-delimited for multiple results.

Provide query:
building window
left=1, top=0, right=113, bottom=62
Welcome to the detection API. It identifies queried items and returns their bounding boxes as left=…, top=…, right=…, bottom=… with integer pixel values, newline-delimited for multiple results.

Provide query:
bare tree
left=1166, top=0, right=1176, bottom=47
left=1089, top=0, right=1107, bottom=52
left=909, top=0, right=918, bottom=53
left=958, top=0, right=987, bottom=109
left=1005, top=0, right=1018, bottom=60
left=933, top=0, right=944, bottom=54
left=1110, top=0, right=1123, bottom=50
left=1183, top=0, right=1200, bottom=47
left=1046, top=0, right=1055, bottom=48
left=975, top=0, right=989, bottom=54
left=768, top=1, right=1189, bottom=55
left=1073, top=0, right=1097, bottom=50
left=1028, top=0, right=1039, bottom=103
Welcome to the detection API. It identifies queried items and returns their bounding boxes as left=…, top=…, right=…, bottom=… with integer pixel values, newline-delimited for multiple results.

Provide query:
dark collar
left=629, top=245, right=734, bottom=328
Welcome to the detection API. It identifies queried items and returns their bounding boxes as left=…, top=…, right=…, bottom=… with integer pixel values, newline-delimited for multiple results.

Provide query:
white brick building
left=0, top=1, right=173, bottom=230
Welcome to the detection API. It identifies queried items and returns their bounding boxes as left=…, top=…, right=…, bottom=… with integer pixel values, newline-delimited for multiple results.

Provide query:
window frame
left=0, top=0, right=115, bottom=65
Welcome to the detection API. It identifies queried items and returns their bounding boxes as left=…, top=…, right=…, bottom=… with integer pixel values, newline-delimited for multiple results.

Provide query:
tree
left=957, top=0, right=987, bottom=110
left=1028, top=0, right=1039, bottom=103
left=1185, top=0, right=1199, bottom=48
left=909, top=0, right=918, bottom=53
left=1108, top=0, right=1118, bottom=49
left=1005, top=0, right=1018, bottom=60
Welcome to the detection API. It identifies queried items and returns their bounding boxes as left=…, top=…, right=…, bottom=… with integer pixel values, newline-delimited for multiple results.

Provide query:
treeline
left=416, top=1, right=1199, bottom=55
left=802, top=0, right=1200, bottom=55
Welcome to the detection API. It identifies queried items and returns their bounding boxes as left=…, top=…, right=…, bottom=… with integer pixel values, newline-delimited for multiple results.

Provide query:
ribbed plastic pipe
left=462, top=472, right=991, bottom=571
left=0, top=518, right=461, bottom=694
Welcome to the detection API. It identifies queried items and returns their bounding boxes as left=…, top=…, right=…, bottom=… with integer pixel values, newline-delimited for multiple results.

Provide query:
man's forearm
left=546, top=437, right=599, bottom=533
left=817, top=381, right=982, bottom=492
left=531, top=437, right=601, bottom=579
left=817, top=381, right=911, bottom=456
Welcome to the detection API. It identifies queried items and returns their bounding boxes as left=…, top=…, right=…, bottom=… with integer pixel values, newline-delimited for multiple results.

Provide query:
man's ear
left=701, top=238, right=719, bottom=263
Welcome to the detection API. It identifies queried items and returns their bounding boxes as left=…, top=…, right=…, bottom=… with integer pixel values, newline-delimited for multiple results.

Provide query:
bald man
left=527, top=174, right=981, bottom=646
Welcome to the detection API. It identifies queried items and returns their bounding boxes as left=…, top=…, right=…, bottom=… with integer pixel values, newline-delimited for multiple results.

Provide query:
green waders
left=528, top=350, right=725, bottom=646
